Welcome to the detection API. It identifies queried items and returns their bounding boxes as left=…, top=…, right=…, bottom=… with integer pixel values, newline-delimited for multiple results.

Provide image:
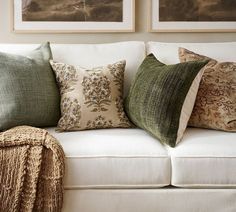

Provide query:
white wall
left=0, top=0, right=236, bottom=44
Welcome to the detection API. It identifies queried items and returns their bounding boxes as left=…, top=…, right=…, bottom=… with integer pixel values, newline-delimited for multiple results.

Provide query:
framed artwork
left=12, top=0, right=135, bottom=33
left=149, top=0, right=236, bottom=32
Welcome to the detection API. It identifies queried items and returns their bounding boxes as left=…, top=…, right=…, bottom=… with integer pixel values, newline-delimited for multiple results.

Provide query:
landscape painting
left=159, top=0, right=236, bottom=22
left=150, top=0, right=236, bottom=32
left=22, top=0, right=123, bottom=22
left=13, top=0, right=135, bottom=32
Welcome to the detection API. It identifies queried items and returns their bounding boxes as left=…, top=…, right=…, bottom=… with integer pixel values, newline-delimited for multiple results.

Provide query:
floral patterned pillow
left=50, top=60, right=132, bottom=131
left=179, top=47, right=236, bottom=132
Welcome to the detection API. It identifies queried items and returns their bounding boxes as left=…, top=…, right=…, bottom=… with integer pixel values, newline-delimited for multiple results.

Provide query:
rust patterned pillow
left=50, top=60, right=132, bottom=131
left=179, top=47, right=236, bottom=131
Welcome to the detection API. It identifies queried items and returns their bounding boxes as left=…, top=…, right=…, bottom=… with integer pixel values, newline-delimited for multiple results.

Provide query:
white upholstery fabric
left=2, top=41, right=236, bottom=191
left=147, top=41, right=236, bottom=187
left=169, top=128, right=236, bottom=188
left=63, top=188, right=236, bottom=212
left=0, top=42, right=145, bottom=96
left=47, top=128, right=170, bottom=188
left=147, top=42, right=236, bottom=64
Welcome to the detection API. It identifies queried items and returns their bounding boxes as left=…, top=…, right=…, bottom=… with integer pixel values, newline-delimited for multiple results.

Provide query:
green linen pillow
left=125, top=54, right=209, bottom=147
left=0, top=42, right=60, bottom=131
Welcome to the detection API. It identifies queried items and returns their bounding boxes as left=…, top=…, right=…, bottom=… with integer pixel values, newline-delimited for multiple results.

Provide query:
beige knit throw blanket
left=0, top=126, right=65, bottom=212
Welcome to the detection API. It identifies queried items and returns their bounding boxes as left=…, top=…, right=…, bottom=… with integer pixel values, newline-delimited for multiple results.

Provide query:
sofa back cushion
left=147, top=42, right=236, bottom=64
left=0, top=42, right=145, bottom=97
left=147, top=42, right=236, bottom=131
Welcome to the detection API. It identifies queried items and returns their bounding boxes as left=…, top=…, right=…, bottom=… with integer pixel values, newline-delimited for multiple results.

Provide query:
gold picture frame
left=12, top=0, right=135, bottom=33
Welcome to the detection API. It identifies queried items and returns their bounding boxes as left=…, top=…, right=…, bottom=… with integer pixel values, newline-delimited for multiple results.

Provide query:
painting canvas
left=13, top=0, right=135, bottom=32
left=22, top=0, right=123, bottom=22
left=150, top=0, right=236, bottom=32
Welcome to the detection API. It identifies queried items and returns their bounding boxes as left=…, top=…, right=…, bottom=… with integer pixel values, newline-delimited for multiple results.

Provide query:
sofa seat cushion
left=169, top=128, right=236, bottom=188
left=47, top=128, right=170, bottom=189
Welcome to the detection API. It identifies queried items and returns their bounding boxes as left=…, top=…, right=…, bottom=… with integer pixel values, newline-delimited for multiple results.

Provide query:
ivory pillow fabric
left=179, top=48, right=236, bottom=131
left=125, top=54, right=209, bottom=147
left=0, top=43, right=60, bottom=131
left=50, top=60, right=131, bottom=131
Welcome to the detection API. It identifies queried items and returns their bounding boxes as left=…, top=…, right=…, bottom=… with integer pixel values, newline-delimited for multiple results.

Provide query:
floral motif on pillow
left=50, top=60, right=132, bottom=131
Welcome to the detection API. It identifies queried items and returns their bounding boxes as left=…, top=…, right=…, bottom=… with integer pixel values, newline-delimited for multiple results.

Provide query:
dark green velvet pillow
left=0, top=42, right=60, bottom=130
left=125, top=54, right=209, bottom=147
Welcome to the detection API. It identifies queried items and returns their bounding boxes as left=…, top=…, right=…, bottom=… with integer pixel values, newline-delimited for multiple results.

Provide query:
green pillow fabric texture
left=125, top=54, right=209, bottom=147
left=0, top=42, right=60, bottom=131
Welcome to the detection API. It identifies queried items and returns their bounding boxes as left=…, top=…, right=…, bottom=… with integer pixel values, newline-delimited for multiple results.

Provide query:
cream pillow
left=50, top=60, right=132, bottom=131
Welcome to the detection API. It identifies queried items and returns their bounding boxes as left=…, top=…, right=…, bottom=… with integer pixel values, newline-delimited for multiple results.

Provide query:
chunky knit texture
left=0, top=126, right=65, bottom=212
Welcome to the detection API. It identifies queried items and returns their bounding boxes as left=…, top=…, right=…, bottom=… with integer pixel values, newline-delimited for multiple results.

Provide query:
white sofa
left=1, top=42, right=236, bottom=212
